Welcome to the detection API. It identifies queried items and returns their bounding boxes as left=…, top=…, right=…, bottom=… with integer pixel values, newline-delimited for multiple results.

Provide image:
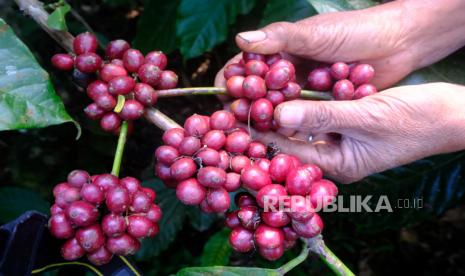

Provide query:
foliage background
left=1, top=0, right=465, bottom=274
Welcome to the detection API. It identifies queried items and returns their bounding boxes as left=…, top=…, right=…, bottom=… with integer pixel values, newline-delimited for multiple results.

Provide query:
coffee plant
left=2, top=0, right=465, bottom=275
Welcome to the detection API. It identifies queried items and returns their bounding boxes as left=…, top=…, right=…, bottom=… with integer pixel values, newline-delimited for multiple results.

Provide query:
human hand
left=252, top=83, right=465, bottom=183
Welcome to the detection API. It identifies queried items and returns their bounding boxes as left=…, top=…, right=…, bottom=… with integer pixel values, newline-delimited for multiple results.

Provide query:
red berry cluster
left=224, top=52, right=301, bottom=132
left=49, top=170, right=162, bottom=265
left=154, top=111, right=338, bottom=261
left=307, top=62, right=378, bottom=100
left=51, top=32, right=178, bottom=133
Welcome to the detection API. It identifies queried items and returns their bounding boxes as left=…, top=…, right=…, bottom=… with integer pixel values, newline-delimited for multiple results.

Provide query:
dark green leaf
left=260, top=0, right=317, bottom=27
left=201, top=228, right=232, bottom=266
left=135, top=179, right=187, bottom=260
left=46, top=4, right=71, bottom=31
left=133, top=0, right=180, bottom=54
left=306, top=0, right=353, bottom=13
left=177, top=266, right=279, bottom=276
left=0, top=19, right=75, bottom=131
left=176, top=0, right=256, bottom=59
left=0, top=187, right=50, bottom=223
left=186, top=207, right=218, bottom=231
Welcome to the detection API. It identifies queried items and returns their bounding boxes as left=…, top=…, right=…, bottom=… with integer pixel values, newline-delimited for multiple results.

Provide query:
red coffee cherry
left=206, top=187, right=230, bottom=213
left=261, top=210, right=290, bottom=228
left=197, top=166, right=227, bottom=188
left=243, top=75, right=267, bottom=100
left=93, top=173, right=119, bottom=191
left=155, top=145, right=179, bottom=165
left=243, top=52, right=266, bottom=62
left=178, top=136, right=201, bottom=155
left=196, top=148, right=220, bottom=166
left=123, top=48, right=145, bottom=73
left=107, top=234, right=140, bottom=256
left=210, top=110, right=236, bottom=131
left=101, top=213, right=127, bottom=237
left=225, top=131, right=251, bottom=154
left=237, top=205, right=261, bottom=230
left=217, top=150, right=230, bottom=170
left=66, top=200, right=98, bottom=227
left=184, top=114, right=210, bottom=137
left=269, top=154, right=295, bottom=182
left=265, top=53, right=282, bottom=66
left=67, top=170, right=90, bottom=188
left=51, top=54, right=74, bottom=71
left=127, top=215, right=154, bottom=238
left=349, top=63, right=375, bottom=86
left=80, top=183, right=104, bottom=205
left=120, top=177, right=141, bottom=196
left=309, top=179, right=338, bottom=209
left=100, top=113, right=121, bottom=133
left=130, top=190, right=152, bottom=212
left=229, top=226, right=255, bottom=252
left=266, top=90, right=285, bottom=107
left=75, top=53, right=102, bottom=73
left=259, top=245, right=284, bottom=261
left=100, top=64, right=127, bottom=82
left=256, top=184, right=287, bottom=208
left=75, top=224, right=105, bottom=252
left=265, top=67, right=292, bottom=90
left=247, top=142, right=267, bottom=158
left=224, top=63, right=245, bottom=79
left=105, top=186, right=130, bottom=213
left=234, top=192, right=257, bottom=208
left=158, top=70, right=178, bottom=89
left=288, top=195, right=314, bottom=222
left=226, top=76, right=245, bottom=98
left=330, top=62, right=350, bottom=80
left=307, top=68, right=332, bottom=91
left=230, top=98, right=251, bottom=122
left=49, top=213, right=74, bottom=239
left=281, top=82, right=301, bottom=100
left=251, top=99, right=274, bottom=123
left=354, top=84, right=377, bottom=99
left=138, top=63, right=162, bottom=86
left=170, top=157, right=197, bottom=181
left=105, top=39, right=130, bottom=59
left=162, top=128, right=185, bottom=148
left=333, top=79, right=355, bottom=100
left=155, top=163, right=172, bottom=181
left=120, top=99, right=145, bottom=120
left=108, top=76, right=136, bottom=95
left=87, top=246, right=113, bottom=265
left=176, top=178, right=206, bottom=205
left=146, top=204, right=163, bottom=223
left=254, top=224, right=284, bottom=249
left=202, top=130, right=226, bottom=150
left=291, top=213, right=324, bottom=238
left=145, top=51, right=168, bottom=70
left=225, top=210, right=241, bottom=229
left=241, top=165, right=271, bottom=190
left=270, top=59, right=295, bottom=76
left=61, top=237, right=85, bottom=260
left=245, top=60, right=269, bottom=77
left=224, top=172, right=241, bottom=192
left=73, top=32, right=98, bottom=55
left=87, top=80, right=109, bottom=100
left=84, top=103, right=105, bottom=120
left=285, top=166, right=314, bottom=195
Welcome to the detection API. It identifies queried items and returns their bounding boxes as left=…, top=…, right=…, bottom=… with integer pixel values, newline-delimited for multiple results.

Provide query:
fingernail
left=277, top=104, right=303, bottom=127
left=237, top=31, right=267, bottom=43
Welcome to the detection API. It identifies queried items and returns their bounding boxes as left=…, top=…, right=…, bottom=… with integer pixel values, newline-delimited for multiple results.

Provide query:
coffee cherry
left=87, top=246, right=113, bottom=265
left=202, top=130, right=226, bottom=150
left=262, top=210, right=290, bottom=228
left=225, top=210, right=241, bottom=229
left=200, top=198, right=214, bottom=213
left=178, top=136, right=201, bottom=155
left=285, top=166, right=314, bottom=195
left=256, top=184, right=287, bottom=208
left=197, top=166, right=227, bottom=188
left=120, top=99, right=144, bottom=120
left=196, top=148, right=220, bottom=166
left=217, top=150, right=230, bottom=170
left=141, top=187, right=156, bottom=202
left=100, top=113, right=121, bottom=133
left=225, top=131, right=251, bottom=154
left=129, top=190, right=151, bottom=212
left=245, top=60, right=269, bottom=77
left=123, top=49, right=145, bottom=73
left=224, top=172, right=241, bottom=192
left=255, top=158, right=271, bottom=172
left=270, top=59, right=295, bottom=76
left=106, top=187, right=130, bottom=213
left=76, top=224, right=105, bottom=252
left=127, top=215, right=154, bottom=238
left=162, top=128, right=185, bottom=148
left=61, top=237, right=85, bottom=260
left=259, top=245, right=284, bottom=261
left=72, top=69, right=95, bottom=88
left=210, top=110, right=236, bottom=131
left=307, top=68, right=332, bottom=91
left=231, top=155, right=251, bottom=173
left=229, top=226, right=254, bottom=252
left=84, top=103, right=105, bottom=120
left=120, top=177, right=141, bottom=197
left=101, top=213, right=126, bottom=237
left=230, top=98, right=251, bottom=122
left=235, top=192, right=257, bottom=208
left=353, top=84, right=377, bottom=99
left=266, top=90, right=285, bottom=107
left=184, top=114, right=210, bottom=137
left=349, top=64, right=374, bottom=86
left=55, top=185, right=81, bottom=208
left=224, top=63, right=245, bottom=79
left=288, top=195, right=314, bottom=222
left=86, top=80, right=108, bottom=100
left=75, top=53, right=102, bottom=73
left=265, top=67, right=291, bottom=90
left=330, top=62, right=350, bottom=80
left=80, top=183, right=104, bottom=205
left=247, top=142, right=266, bottom=158
left=100, top=64, right=127, bottom=82
left=133, top=83, right=157, bottom=106
left=206, top=187, right=230, bottom=213
left=302, top=164, right=323, bottom=181
left=251, top=98, right=274, bottom=123
left=254, top=224, right=284, bottom=249
left=281, top=82, right=301, bottom=100
left=146, top=204, right=162, bottom=223
left=309, top=179, right=338, bottom=209
left=176, top=178, right=207, bottom=205
left=243, top=52, right=266, bottom=62
left=138, top=63, right=162, bottom=86
left=265, top=53, right=282, bottom=66
left=94, top=173, right=119, bottom=192
left=107, top=234, right=140, bottom=255
left=145, top=51, right=167, bottom=70
left=241, top=165, right=271, bottom=190
left=67, top=170, right=90, bottom=188
left=49, top=213, right=74, bottom=239
left=238, top=206, right=260, bottom=230
left=73, top=32, right=98, bottom=55
left=155, top=163, right=172, bottom=181
left=50, top=204, right=64, bottom=215
left=53, top=182, right=72, bottom=198
left=158, top=70, right=178, bottom=89
left=51, top=54, right=74, bottom=71
left=289, top=155, right=302, bottom=167
left=66, top=201, right=98, bottom=227
left=170, top=157, right=197, bottom=181
left=269, top=154, right=294, bottom=182
left=283, top=226, right=299, bottom=241
left=226, top=76, right=245, bottom=98
left=333, top=79, right=355, bottom=100
left=108, top=76, right=136, bottom=95
left=111, top=59, right=124, bottom=66
left=243, top=75, right=267, bottom=100
left=155, top=145, right=179, bottom=165
left=94, top=93, right=117, bottom=111
left=105, top=39, right=130, bottom=59
left=291, top=213, right=323, bottom=238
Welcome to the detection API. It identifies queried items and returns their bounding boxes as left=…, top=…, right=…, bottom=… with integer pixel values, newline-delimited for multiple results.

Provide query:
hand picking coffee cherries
left=154, top=111, right=338, bottom=261
left=51, top=32, right=179, bottom=134
left=49, top=170, right=162, bottom=265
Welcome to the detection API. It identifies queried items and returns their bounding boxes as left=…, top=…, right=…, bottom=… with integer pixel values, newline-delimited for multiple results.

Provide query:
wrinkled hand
left=253, top=83, right=465, bottom=183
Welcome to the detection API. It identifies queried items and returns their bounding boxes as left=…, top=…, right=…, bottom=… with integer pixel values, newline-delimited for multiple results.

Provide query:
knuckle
left=307, top=103, right=334, bottom=131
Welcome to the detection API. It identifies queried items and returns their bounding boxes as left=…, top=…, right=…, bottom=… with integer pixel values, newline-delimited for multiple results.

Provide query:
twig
left=144, top=108, right=181, bottom=131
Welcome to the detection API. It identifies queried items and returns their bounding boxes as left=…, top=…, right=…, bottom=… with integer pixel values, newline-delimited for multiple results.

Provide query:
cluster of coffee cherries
left=307, top=62, right=377, bottom=100
left=154, top=111, right=338, bottom=260
left=48, top=170, right=162, bottom=265
left=51, top=32, right=178, bottom=134
left=223, top=52, right=301, bottom=132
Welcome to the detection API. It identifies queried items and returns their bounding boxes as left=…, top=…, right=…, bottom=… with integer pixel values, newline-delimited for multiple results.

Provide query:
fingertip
left=274, top=102, right=304, bottom=128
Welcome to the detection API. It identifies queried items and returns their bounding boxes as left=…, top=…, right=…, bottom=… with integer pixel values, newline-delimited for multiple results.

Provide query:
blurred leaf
left=0, top=19, right=75, bottom=131
left=201, top=228, right=231, bottom=266
left=102, top=0, right=131, bottom=7
left=187, top=207, right=217, bottom=231
left=346, top=0, right=377, bottom=9
left=176, top=0, right=256, bottom=59
left=135, top=179, right=187, bottom=260
left=134, top=0, right=180, bottom=54
left=46, top=4, right=70, bottom=31
left=177, top=266, right=279, bottom=276
left=0, top=187, right=50, bottom=223
left=260, top=0, right=317, bottom=27
left=306, top=0, right=353, bottom=13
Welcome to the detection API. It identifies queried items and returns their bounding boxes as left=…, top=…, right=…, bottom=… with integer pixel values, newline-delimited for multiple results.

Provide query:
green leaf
left=346, top=0, right=377, bottom=9
left=133, top=0, right=180, bottom=54
left=177, top=266, right=279, bottom=276
left=0, top=187, right=50, bottom=223
left=0, top=19, right=75, bottom=131
left=135, top=179, right=187, bottom=260
left=306, top=0, right=353, bottom=13
left=176, top=0, right=256, bottom=59
left=201, top=228, right=232, bottom=266
left=46, top=4, right=71, bottom=31
left=260, top=0, right=317, bottom=27
left=187, top=207, right=217, bottom=232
